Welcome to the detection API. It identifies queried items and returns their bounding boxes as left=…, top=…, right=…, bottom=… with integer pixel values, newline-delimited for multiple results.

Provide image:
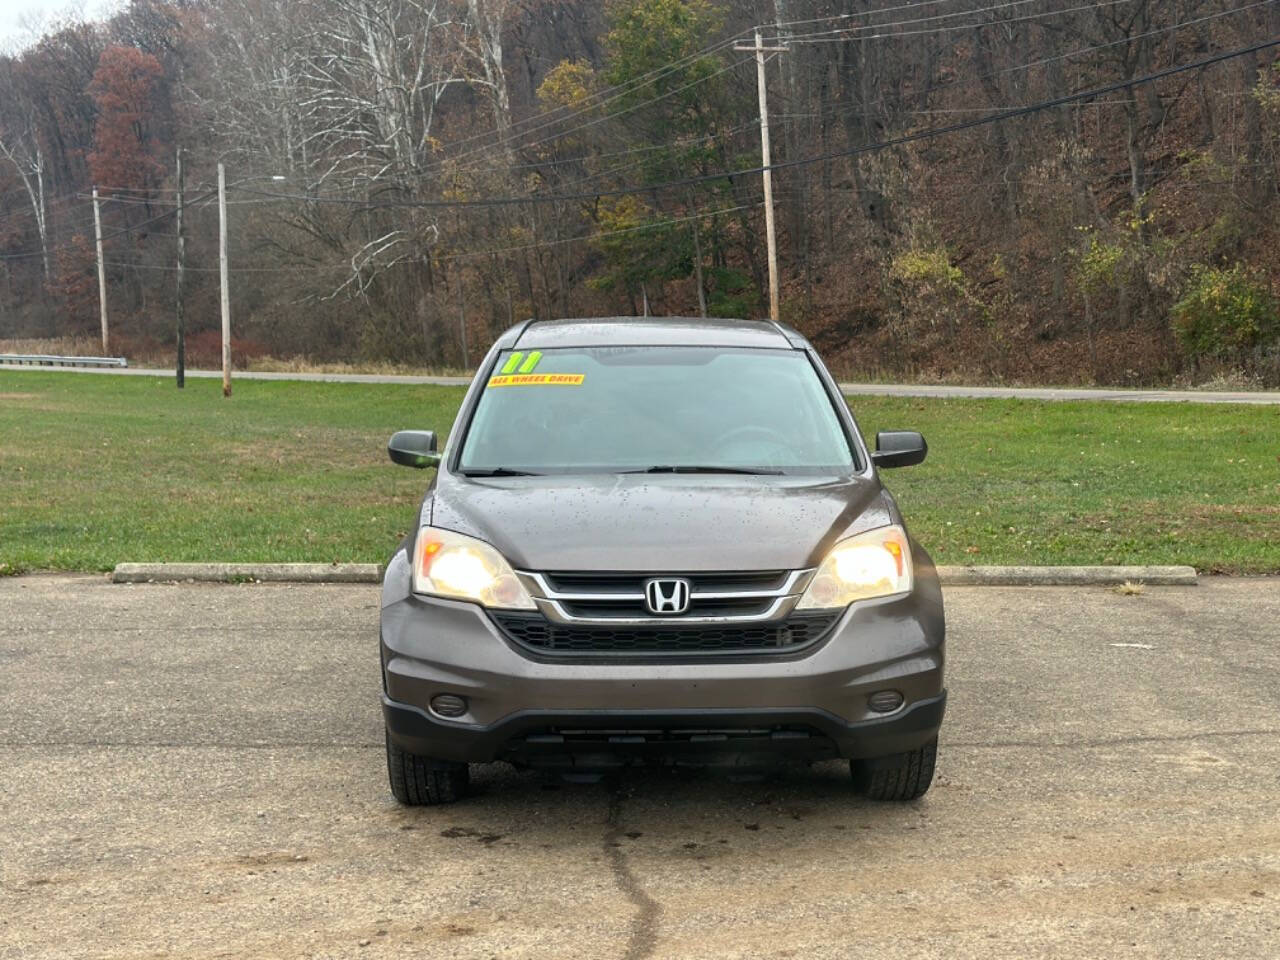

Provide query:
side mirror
left=388, top=430, right=440, bottom=469
left=872, top=430, right=927, bottom=469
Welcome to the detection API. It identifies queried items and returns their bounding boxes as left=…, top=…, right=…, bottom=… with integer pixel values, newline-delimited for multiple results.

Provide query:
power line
left=427, top=37, right=743, bottom=170
left=222, top=2, right=1267, bottom=197
left=767, top=37, right=1280, bottom=176
left=441, top=0, right=1128, bottom=175
left=227, top=38, right=1280, bottom=213
left=439, top=54, right=752, bottom=177
left=0, top=189, right=215, bottom=262
left=767, top=0, right=1136, bottom=45
left=2, top=24, right=1273, bottom=267
left=771, top=0, right=972, bottom=32
left=99, top=202, right=762, bottom=274
left=758, top=1, right=1276, bottom=134
left=767, top=0, right=1126, bottom=43
left=444, top=1, right=1078, bottom=170
left=454, top=121, right=759, bottom=178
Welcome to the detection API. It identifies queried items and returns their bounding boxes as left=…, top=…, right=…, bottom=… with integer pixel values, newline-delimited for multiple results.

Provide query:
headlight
left=412, top=527, right=535, bottom=609
left=795, top=525, right=912, bottom=609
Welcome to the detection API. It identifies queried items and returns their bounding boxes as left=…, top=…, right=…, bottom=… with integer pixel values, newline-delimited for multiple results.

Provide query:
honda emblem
left=644, top=578, right=691, bottom=615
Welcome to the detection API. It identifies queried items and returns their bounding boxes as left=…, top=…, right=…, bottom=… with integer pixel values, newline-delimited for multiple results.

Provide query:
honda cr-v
left=380, top=317, right=945, bottom=804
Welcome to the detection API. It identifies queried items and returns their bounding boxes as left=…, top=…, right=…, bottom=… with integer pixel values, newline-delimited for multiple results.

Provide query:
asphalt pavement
left=5, top=362, right=1280, bottom=403
left=1, top=576, right=1278, bottom=959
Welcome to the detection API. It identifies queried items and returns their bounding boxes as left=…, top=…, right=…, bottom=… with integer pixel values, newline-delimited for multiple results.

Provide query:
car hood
left=428, top=473, right=893, bottom=571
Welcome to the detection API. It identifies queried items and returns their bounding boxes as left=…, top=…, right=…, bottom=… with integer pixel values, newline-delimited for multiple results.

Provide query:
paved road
left=2, top=576, right=1278, bottom=959
left=6, top=362, right=1280, bottom=404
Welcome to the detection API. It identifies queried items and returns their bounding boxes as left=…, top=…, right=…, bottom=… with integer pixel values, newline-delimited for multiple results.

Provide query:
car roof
left=511, top=316, right=804, bottom=350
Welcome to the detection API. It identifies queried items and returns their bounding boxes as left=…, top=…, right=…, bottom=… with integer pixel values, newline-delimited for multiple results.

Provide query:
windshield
left=457, top=346, right=856, bottom=475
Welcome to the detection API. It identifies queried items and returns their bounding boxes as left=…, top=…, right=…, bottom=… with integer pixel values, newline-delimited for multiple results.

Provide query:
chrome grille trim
left=516, top=569, right=814, bottom=624
left=519, top=569, right=811, bottom=601
left=532, top=594, right=796, bottom=625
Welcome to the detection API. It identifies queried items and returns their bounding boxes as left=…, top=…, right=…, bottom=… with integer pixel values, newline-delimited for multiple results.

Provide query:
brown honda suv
left=379, top=317, right=944, bottom=804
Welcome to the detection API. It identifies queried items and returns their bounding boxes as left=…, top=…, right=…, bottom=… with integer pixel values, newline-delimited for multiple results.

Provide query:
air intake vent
left=490, top=610, right=841, bottom=656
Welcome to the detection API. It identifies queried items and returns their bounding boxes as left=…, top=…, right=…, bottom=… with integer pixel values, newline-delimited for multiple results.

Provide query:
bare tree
left=466, top=0, right=514, bottom=142
left=0, top=116, right=49, bottom=280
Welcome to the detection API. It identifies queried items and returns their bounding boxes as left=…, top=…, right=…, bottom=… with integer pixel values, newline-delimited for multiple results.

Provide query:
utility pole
left=175, top=146, right=185, bottom=389
left=735, top=28, right=787, bottom=324
left=218, top=162, right=231, bottom=397
left=92, top=186, right=109, bottom=353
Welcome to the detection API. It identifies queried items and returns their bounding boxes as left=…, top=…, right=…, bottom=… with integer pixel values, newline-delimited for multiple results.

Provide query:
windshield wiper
left=458, top=467, right=544, bottom=477
left=627, top=465, right=784, bottom=475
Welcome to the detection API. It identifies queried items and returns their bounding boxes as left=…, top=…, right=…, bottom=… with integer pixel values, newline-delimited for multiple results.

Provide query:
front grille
left=490, top=610, right=841, bottom=656
left=530, top=569, right=801, bottom=620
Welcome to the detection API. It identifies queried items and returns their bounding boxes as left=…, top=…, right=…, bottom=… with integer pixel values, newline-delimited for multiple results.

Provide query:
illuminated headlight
left=412, top=527, right=535, bottom=609
left=795, top=525, right=913, bottom=610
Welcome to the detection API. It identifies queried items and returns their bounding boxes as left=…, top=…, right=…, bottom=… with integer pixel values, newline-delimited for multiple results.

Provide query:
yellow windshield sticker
left=499, top=352, right=524, bottom=374
left=488, top=373, right=584, bottom=388
left=517, top=350, right=542, bottom=374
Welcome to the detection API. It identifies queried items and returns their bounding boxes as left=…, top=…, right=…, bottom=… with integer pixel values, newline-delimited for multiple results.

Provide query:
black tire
left=385, top=730, right=469, bottom=805
left=851, top=737, right=937, bottom=801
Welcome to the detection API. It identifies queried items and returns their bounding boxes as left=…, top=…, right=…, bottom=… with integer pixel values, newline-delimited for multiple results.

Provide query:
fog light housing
left=430, top=694, right=468, bottom=718
left=867, top=690, right=904, bottom=714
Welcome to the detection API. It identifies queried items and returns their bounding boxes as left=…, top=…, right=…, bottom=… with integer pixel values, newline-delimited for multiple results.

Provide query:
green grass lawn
left=2, top=370, right=1277, bottom=573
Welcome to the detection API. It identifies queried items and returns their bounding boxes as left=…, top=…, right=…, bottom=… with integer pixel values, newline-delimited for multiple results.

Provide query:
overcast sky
left=0, top=0, right=121, bottom=52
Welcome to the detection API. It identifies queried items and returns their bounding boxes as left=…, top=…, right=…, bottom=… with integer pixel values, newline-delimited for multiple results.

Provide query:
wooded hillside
left=2, top=0, right=1278, bottom=384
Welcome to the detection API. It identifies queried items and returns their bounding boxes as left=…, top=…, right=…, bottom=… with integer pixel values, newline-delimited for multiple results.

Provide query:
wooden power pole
left=218, top=162, right=231, bottom=397
left=92, top=186, right=109, bottom=353
left=175, top=146, right=185, bottom=389
left=735, top=29, right=787, bottom=324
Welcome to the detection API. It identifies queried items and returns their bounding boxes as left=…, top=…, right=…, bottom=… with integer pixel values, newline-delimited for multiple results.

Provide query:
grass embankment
left=1, top=371, right=1276, bottom=573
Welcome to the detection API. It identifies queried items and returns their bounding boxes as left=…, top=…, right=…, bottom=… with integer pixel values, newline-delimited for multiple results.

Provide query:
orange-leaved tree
left=87, top=45, right=166, bottom=196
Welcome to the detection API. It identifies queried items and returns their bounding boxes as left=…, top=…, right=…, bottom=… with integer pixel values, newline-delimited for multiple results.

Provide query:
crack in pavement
left=604, top=785, right=662, bottom=960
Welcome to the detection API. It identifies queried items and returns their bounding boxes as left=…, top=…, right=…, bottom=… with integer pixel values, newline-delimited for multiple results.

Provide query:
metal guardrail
left=0, top=353, right=128, bottom=368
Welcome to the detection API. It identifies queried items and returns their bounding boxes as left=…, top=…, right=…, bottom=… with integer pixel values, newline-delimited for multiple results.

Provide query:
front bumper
left=379, top=572, right=946, bottom=765
left=384, top=691, right=947, bottom=767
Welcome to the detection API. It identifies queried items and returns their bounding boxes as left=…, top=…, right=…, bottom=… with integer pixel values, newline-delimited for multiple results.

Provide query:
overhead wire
left=0, top=187, right=218, bottom=262
left=766, top=0, right=1123, bottom=42
left=439, top=0, right=1133, bottom=176
left=436, top=54, right=754, bottom=177
left=425, top=36, right=744, bottom=170
left=763, top=0, right=1136, bottom=45
left=223, top=38, right=1280, bottom=213
left=2, top=14, right=1274, bottom=268
left=99, top=201, right=763, bottom=274
left=769, top=0, right=975, bottom=32
left=762, top=1, right=1277, bottom=132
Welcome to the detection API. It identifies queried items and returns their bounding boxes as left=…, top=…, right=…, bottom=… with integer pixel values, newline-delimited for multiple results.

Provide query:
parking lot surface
left=1, top=575, right=1278, bottom=959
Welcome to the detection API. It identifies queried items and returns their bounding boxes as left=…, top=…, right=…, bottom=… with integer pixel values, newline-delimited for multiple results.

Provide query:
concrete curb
left=111, top=562, right=382, bottom=583
left=111, top=562, right=1197, bottom=587
left=936, top=565, right=1197, bottom=586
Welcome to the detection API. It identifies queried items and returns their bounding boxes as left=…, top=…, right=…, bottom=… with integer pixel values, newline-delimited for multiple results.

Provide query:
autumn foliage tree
left=87, top=45, right=166, bottom=194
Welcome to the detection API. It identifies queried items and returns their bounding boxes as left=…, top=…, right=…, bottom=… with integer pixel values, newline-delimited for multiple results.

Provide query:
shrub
left=889, top=245, right=989, bottom=329
left=1171, top=264, right=1280, bottom=363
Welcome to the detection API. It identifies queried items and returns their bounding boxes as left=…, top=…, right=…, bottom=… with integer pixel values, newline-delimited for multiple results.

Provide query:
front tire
left=852, top=736, right=937, bottom=801
left=385, top=730, right=469, bottom=805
